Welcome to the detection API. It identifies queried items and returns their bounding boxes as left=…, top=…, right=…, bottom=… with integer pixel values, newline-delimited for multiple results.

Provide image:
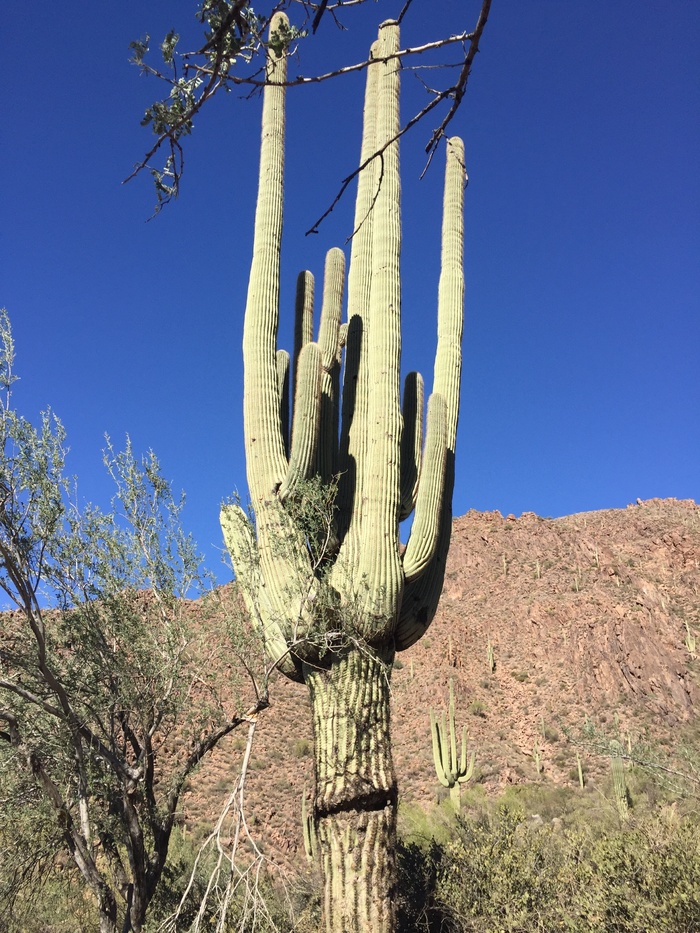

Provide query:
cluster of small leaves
left=129, top=1, right=306, bottom=212
left=199, top=1, right=265, bottom=65
left=0, top=769, right=66, bottom=930
left=227, top=474, right=380, bottom=666
left=283, top=473, right=339, bottom=574
left=0, top=317, right=68, bottom=605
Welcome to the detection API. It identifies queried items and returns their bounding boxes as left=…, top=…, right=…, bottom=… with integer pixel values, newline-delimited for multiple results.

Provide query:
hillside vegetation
left=5, top=497, right=700, bottom=930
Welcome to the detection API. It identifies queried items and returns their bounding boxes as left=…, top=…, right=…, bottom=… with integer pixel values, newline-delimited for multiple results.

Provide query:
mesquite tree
left=221, top=14, right=465, bottom=931
left=0, top=314, right=265, bottom=933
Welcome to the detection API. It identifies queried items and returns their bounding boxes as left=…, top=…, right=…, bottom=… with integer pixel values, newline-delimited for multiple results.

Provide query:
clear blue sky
left=3, top=2, right=698, bottom=580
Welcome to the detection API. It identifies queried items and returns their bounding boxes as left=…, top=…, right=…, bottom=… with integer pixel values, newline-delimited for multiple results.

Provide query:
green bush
left=437, top=804, right=565, bottom=931
left=293, top=738, right=312, bottom=758
left=565, top=813, right=700, bottom=933
left=394, top=792, right=700, bottom=933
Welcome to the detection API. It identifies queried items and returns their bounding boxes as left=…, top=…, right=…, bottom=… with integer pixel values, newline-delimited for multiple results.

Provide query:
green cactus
left=611, top=753, right=630, bottom=820
left=430, top=680, right=475, bottom=811
left=221, top=14, right=466, bottom=932
left=301, top=787, right=317, bottom=863
left=532, top=741, right=543, bottom=776
left=487, top=637, right=496, bottom=673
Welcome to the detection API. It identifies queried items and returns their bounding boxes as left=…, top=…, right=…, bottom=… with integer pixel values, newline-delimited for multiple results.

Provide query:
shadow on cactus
left=220, top=13, right=466, bottom=932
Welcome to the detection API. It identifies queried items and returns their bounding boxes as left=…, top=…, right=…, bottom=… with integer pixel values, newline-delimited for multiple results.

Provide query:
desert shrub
left=396, top=838, right=447, bottom=933
left=564, top=813, right=700, bottom=933
left=436, top=803, right=565, bottom=931
left=430, top=804, right=700, bottom=933
left=2, top=873, right=98, bottom=933
left=292, top=738, right=312, bottom=758
left=142, top=826, right=315, bottom=933
left=143, top=826, right=219, bottom=930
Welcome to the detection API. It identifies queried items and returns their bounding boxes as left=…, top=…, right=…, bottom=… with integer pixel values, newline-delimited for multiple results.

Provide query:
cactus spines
left=430, top=680, right=475, bottom=811
left=222, top=13, right=467, bottom=931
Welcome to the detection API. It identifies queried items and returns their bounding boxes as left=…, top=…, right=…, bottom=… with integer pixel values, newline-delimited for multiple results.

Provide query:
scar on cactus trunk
left=306, top=648, right=398, bottom=930
left=221, top=13, right=465, bottom=932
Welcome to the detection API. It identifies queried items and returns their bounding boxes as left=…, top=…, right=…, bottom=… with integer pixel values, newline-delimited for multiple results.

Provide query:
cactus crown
left=221, top=15, right=466, bottom=678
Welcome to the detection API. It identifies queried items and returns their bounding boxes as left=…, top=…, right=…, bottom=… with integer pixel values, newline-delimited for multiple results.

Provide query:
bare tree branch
left=424, top=0, right=492, bottom=159
left=126, top=1, right=493, bottom=218
left=186, top=29, right=475, bottom=89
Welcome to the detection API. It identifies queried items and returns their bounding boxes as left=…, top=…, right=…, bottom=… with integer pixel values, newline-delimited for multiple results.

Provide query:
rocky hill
left=184, top=497, right=700, bottom=862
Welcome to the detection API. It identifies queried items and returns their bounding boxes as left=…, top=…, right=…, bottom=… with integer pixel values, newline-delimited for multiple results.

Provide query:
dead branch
left=160, top=713, right=282, bottom=933
left=127, top=0, right=493, bottom=218
left=424, top=0, right=492, bottom=159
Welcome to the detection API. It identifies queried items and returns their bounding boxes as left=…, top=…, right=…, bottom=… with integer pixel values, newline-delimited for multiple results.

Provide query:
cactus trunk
left=306, top=648, right=397, bottom=932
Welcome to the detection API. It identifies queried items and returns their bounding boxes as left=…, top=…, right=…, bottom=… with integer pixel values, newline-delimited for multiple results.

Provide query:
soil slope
left=185, top=497, right=700, bottom=862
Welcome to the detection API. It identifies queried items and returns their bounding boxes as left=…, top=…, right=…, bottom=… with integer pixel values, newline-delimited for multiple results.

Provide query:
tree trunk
left=306, top=646, right=398, bottom=933
left=97, top=891, right=118, bottom=933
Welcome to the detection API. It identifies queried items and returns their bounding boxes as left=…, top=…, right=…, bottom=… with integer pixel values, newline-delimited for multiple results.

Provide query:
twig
left=182, top=31, right=474, bottom=90
left=127, top=0, right=493, bottom=217
left=424, top=0, right=492, bottom=160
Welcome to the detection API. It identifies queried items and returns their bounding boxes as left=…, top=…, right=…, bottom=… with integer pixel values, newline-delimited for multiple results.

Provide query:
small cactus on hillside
left=430, top=679, right=475, bottom=811
left=486, top=636, right=496, bottom=673
left=532, top=741, right=543, bottom=776
left=611, top=753, right=630, bottom=820
left=301, top=787, right=317, bottom=863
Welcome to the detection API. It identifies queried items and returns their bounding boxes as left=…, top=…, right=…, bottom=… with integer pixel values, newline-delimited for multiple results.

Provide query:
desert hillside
left=185, top=497, right=700, bottom=861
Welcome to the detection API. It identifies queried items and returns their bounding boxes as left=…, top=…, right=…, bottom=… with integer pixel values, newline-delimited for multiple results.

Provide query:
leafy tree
left=0, top=311, right=267, bottom=933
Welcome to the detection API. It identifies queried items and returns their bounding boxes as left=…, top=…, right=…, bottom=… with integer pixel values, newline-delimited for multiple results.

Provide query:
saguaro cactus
left=431, top=680, right=475, bottom=811
left=221, top=13, right=466, bottom=932
left=611, top=753, right=630, bottom=820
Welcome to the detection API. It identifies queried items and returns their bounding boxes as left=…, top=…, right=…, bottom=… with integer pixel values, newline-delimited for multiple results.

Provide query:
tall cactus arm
left=293, top=270, right=315, bottom=394
left=242, top=12, right=290, bottom=503
left=301, top=788, right=317, bottom=862
left=318, top=249, right=345, bottom=371
left=434, top=137, right=465, bottom=445
left=457, top=727, right=475, bottom=784
left=430, top=709, right=452, bottom=788
left=225, top=13, right=320, bottom=673
left=395, top=136, right=466, bottom=650
left=277, top=349, right=290, bottom=455
left=279, top=342, right=322, bottom=502
left=356, top=20, right=403, bottom=636
left=220, top=503, right=302, bottom=680
left=335, top=39, right=380, bottom=562
left=402, top=393, right=447, bottom=582
left=317, top=248, right=345, bottom=482
left=399, top=371, right=424, bottom=521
